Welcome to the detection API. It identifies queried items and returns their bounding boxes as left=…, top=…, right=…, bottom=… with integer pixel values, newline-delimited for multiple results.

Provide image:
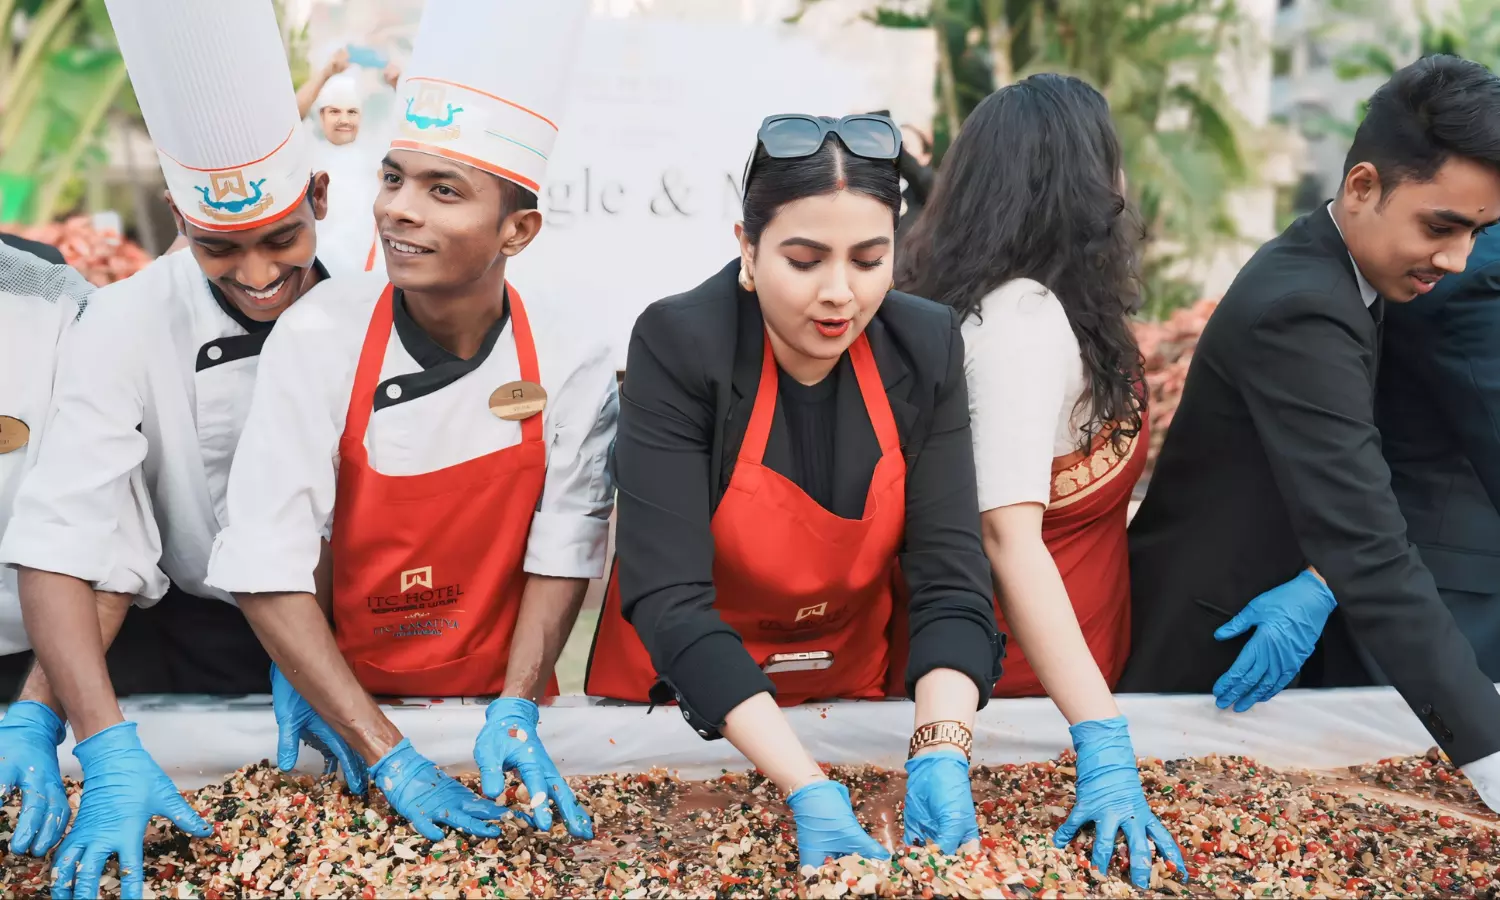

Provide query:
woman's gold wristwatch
left=908, top=720, right=974, bottom=760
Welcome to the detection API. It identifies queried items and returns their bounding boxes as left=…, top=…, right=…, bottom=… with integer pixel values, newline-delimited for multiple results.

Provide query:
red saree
left=990, top=418, right=1147, bottom=697
left=884, top=417, right=1147, bottom=699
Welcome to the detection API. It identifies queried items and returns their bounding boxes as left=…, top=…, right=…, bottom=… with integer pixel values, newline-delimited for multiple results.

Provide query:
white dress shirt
left=0, top=250, right=167, bottom=649
left=205, top=271, right=618, bottom=597
left=1327, top=201, right=1379, bottom=307
left=1, top=249, right=280, bottom=603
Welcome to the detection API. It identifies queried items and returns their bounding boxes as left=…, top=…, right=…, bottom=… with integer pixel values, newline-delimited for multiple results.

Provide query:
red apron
left=884, top=419, right=1147, bottom=698
left=330, top=283, right=557, bottom=698
left=586, top=331, right=905, bottom=704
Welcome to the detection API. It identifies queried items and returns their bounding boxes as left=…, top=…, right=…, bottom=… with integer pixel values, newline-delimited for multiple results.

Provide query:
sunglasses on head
left=741, top=113, right=903, bottom=192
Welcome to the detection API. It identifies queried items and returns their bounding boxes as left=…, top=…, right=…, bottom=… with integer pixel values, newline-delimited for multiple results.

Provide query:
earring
left=738, top=261, right=756, bottom=293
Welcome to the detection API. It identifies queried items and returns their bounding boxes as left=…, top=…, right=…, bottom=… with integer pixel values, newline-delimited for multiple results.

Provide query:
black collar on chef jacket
left=373, top=286, right=510, bottom=411
left=197, top=259, right=330, bottom=372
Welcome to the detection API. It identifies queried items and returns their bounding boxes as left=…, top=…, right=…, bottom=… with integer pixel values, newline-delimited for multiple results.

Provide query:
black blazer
left=612, top=260, right=1001, bottom=731
left=1123, top=205, right=1500, bottom=766
left=1378, top=229, right=1500, bottom=594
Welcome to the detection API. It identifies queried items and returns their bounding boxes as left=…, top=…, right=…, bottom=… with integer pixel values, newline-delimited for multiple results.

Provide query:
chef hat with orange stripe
left=394, top=0, right=589, bottom=197
left=106, top=0, right=311, bottom=233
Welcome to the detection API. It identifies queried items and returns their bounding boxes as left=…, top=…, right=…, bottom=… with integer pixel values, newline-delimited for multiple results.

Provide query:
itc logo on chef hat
left=795, top=602, right=828, bottom=623
left=402, top=84, right=463, bottom=141
left=196, top=169, right=274, bottom=225
left=400, top=566, right=434, bottom=592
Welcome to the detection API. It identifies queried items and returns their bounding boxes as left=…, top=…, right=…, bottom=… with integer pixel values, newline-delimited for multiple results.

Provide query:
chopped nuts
left=0, top=750, right=1493, bottom=897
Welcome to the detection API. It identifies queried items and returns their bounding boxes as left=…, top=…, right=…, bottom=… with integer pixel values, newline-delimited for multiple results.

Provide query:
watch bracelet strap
left=908, top=720, right=973, bottom=760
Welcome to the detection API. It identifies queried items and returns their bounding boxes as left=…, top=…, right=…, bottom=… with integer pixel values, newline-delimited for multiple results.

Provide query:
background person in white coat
left=298, top=54, right=401, bottom=278
left=0, top=244, right=168, bottom=862
left=0, top=3, right=332, bottom=895
left=207, top=0, right=616, bottom=844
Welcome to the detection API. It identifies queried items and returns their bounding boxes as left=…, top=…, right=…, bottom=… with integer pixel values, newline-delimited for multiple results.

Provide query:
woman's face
left=739, top=190, right=894, bottom=383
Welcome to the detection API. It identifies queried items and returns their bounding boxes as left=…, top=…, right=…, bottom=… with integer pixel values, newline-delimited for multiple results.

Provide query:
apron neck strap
left=741, top=327, right=897, bottom=466
left=346, top=282, right=544, bottom=449
left=506, top=283, right=544, bottom=444
left=848, top=332, right=900, bottom=454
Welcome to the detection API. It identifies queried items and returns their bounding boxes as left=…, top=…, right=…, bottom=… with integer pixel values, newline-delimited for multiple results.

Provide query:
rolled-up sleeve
left=614, top=303, right=774, bottom=732
left=902, top=311, right=1003, bottom=705
left=206, top=295, right=345, bottom=596
left=525, top=343, right=619, bottom=579
left=0, top=283, right=152, bottom=583
left=94, top=465, right=169, bottom=604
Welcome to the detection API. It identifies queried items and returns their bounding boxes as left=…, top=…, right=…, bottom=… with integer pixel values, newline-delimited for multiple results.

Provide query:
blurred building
left=1271, top=0, right=1453, bottom=217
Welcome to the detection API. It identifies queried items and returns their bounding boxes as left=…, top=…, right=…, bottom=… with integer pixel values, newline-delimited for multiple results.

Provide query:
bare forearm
left=312, top=539, right=334, bottom=620
left=17, top=569, right=124, bottom=738
left=295, top=71, right=329, bottom=120
left=236, top=591, right=401, bottom=765
left=17, top=590, right=131, bottom=716
left=721, top=692, right=826, bottom=795
left=986, top=534, right=1118, bottom=724
left=502, top=575, right=587, bottom=702
left=912, top=667, right=980, bottom=756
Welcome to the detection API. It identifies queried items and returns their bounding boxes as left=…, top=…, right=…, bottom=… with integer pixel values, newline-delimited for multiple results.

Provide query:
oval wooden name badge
left=0, top=415, right=29, bottom=454
left=489, top=381, right=547, bottom=421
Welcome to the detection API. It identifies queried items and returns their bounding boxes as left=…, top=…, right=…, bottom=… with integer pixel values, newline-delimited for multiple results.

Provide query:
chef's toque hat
left=316, top=74, right=362, bottom=113
left=393, top=0, right=589, bottom=195
left=106, top=0, right=312, bottom=232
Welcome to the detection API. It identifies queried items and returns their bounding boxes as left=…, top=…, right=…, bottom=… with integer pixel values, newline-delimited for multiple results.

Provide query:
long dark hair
left=741, top=129, right=903, bottom=245
left=897, top=74, right=1145, bottom=453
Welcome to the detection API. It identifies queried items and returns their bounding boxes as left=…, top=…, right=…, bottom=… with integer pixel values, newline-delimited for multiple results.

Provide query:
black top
left=776, top=365, right=841, bottom=514
left=0, top=232, right=65, bottom=266
left=612, top=260, right=1002, bottom=736
left=1377, top=228, right=1500, bottom=673
left=1123, top=204, right=1500, bottom=765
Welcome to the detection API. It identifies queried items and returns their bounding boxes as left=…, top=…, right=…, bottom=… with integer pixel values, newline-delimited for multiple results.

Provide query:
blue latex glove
left=903, top=749, right=980, bottom=854
left=1054, top=717, right=1187, bottom=889
left=1213, top=569, right=1335, bottom=712
left=372, top=738, right=512, bottom=841
left=51, top=721, right=212, bottom=900
left=474, top=698, right=592, bottom=838
left=0, top=701, right=70, bottom=856
left=787, top=779, right=891, bottom=869
left=271, top=663, right=368, bottom=795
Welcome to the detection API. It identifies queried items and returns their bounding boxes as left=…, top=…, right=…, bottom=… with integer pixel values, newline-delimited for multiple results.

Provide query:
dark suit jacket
left=1378, top=230, right=1500, bottom=601
left=1123, top=205, right=1500, bottom=765
left=0, top=232, right=65, bottom=266
left=612, top=260, right=1001, bottom=728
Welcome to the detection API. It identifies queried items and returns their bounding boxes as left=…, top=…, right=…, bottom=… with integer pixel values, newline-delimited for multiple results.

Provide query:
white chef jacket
left=311, top=136, right=383, bottom=279
left=0, top=249, right=296, bottom=604
left=205, top=270, right=618, bottom=597
left=0, top=251, right=167, bottom=651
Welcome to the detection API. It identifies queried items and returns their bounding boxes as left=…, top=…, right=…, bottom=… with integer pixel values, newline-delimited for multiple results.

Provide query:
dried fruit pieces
left=0, top=750, right=1492, bottom=898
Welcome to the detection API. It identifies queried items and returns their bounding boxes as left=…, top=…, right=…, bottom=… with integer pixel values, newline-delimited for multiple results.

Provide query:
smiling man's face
left=169, top=173, right=330, bottom=322
left=320, top=105, right=361, bottom=146
left=1338, top=156, right=1500, bottom=302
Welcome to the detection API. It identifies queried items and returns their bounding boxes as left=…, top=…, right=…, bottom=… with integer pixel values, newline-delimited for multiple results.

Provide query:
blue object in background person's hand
left=1054, top=716, right=1188, bottom=889
left=902, top=749, right=980, bottom=854
left=1213, top=569, right=1336, bottom=712
left=787, top=779, right=891, bottom=869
